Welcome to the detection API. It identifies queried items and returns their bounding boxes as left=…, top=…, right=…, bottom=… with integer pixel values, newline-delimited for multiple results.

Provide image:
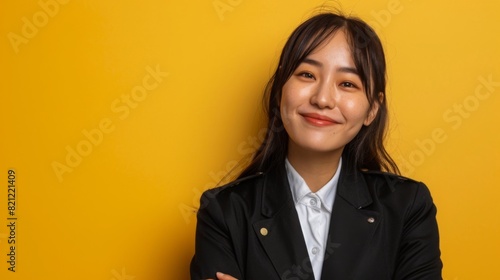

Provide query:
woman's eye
left=299, top=72, right=315, bottom=79
left=340, top=81, right=357, bottom=88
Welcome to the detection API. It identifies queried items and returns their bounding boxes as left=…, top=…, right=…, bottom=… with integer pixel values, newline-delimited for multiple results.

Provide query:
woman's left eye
left=340, top=81, right=357, bottom=88
left=299, top=72, right=315, bottom=79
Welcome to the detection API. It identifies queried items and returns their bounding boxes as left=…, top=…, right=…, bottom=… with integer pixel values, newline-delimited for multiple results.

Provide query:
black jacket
left=191, top=161, right=442, bottom=279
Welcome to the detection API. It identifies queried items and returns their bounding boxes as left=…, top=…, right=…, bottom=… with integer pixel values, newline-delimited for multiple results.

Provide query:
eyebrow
left=301, top=58, right=359, bottom=75
left=302, top=58, right=323, bottom=67
left=337, top=66, right=359, bottom=75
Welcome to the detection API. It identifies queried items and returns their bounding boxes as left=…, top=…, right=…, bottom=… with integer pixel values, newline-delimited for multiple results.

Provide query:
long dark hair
left=239, top=12, right=399, bottom=178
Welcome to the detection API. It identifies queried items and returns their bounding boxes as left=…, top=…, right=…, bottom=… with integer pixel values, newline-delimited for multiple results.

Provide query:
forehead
left=304, top=30, right=355, bottom=65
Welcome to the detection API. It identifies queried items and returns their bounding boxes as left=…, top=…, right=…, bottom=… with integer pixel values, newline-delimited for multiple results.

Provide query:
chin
left=292, top=140, right=346, bottom=155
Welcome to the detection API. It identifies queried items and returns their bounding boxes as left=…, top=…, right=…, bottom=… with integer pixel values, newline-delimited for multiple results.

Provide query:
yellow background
left=1, top=0, right=499, bottom=279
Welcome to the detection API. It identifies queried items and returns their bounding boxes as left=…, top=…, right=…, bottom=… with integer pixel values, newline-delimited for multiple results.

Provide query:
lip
left=300, top=113, right=339, bottom=127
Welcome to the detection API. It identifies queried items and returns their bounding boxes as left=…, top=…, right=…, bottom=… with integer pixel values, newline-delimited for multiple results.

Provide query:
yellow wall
left=1, top=0, right=499, bottom=279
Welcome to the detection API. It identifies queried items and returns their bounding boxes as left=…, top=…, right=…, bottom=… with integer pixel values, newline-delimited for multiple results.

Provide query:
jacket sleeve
left=190, top=190, right=243, bottom=280
left=393, top=182, right=443, bottom=280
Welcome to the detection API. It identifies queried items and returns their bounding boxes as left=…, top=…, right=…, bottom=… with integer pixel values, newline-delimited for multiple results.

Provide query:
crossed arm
left=206, top=272, right=237, bottom=280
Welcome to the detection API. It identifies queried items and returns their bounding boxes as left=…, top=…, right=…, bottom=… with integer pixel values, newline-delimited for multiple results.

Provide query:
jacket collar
left=336, top=160, right=373, bottom=209
left=260, top=157, right=373, bottom=217
left=260, top=162, right=293, bottom=218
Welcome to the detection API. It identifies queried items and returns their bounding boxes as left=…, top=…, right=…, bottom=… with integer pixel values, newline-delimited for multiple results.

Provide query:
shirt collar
left=285, top=158, right=342, bottom=213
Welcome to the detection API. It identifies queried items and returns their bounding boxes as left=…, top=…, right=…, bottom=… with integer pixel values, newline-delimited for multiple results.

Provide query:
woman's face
left=280, top=30, right=379, bottom=156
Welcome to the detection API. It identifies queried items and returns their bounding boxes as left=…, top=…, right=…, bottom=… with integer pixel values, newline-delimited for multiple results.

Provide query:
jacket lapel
left=321, top=163, right=380, bottom=279
left=253, top=165, right=314, bottom=279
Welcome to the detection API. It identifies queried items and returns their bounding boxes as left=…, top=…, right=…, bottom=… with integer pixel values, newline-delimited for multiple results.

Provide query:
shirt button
left=312, top=247, right=319, bottom=255
left=310, top=198, right=317, bottom=206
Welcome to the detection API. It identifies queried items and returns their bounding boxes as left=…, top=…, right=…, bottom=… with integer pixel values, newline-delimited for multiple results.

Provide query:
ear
left=363, top=92, right=383, bottom=126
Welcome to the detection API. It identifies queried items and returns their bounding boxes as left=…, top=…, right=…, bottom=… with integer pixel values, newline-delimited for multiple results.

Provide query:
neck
left=287, top=144, right=342, bottom=193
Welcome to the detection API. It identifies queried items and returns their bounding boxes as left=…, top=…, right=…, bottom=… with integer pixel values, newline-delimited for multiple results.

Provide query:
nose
left=310, top=80, right=336, bottom=109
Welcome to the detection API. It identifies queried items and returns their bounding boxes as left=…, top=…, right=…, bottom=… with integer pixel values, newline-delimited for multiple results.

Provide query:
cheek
left=280, top=86, right=296, bottom=120
left=342, top=97, right=371, bottom=123
left=280, top=102, right=296, bottom=127
left=281, top=82, right=311, bottom=109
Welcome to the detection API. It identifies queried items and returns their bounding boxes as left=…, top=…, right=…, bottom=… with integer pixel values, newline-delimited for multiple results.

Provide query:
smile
left=300, top=113, right=339, bottom=127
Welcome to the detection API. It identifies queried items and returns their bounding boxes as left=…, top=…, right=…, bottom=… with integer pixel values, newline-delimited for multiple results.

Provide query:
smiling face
left=280, top=30, right=379, bottom=158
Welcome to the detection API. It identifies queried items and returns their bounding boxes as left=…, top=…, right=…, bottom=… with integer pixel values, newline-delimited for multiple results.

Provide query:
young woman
left=191, top=12, right=442, bottom=280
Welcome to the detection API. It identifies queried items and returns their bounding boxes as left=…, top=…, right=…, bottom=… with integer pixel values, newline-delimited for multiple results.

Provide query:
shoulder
left=203, top=172, right=265, bottom=197
left=361, top=169, right=424, bottom=191
left=199, top=172, right=265, bottom=209
left=360, top=170, right=435, bottom=208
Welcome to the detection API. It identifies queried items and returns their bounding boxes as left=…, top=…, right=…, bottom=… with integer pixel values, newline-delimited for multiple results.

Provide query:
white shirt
left=285, top=158, right=342, bottom=280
